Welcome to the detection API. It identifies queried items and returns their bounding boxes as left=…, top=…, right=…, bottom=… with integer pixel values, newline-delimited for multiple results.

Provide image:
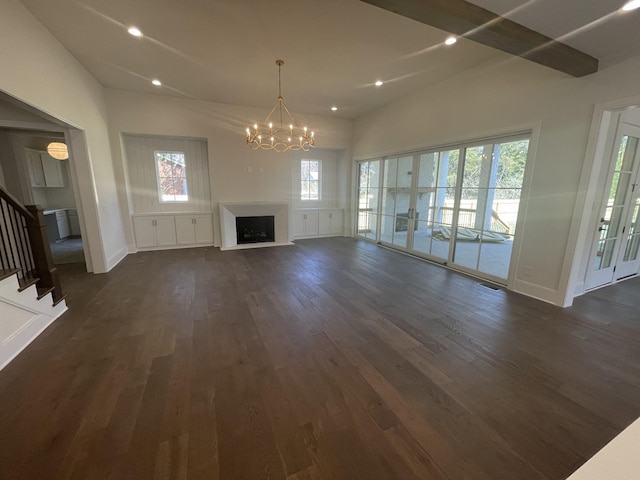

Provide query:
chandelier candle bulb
left=245, top=60, right=315, bottom=152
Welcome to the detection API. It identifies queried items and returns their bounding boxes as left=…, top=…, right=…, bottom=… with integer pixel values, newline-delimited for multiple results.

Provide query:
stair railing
left=0, top=185, right=63, bottom=303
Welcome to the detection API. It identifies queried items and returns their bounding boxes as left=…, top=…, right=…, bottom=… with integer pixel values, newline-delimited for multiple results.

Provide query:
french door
left=356, top=134, right=529, bottom=283
left=586, top=125, right=640, bottom=290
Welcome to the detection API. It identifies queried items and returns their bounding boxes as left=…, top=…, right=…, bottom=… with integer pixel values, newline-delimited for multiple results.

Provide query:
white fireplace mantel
left=219, top=202, right=292, bottom=251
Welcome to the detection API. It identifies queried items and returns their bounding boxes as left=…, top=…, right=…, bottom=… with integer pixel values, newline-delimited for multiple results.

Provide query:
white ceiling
left=18, top=0, right=640, bottom=119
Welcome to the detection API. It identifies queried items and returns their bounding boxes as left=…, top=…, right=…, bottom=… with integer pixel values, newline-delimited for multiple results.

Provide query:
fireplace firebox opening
left=236, top=216, right=275, bottom=244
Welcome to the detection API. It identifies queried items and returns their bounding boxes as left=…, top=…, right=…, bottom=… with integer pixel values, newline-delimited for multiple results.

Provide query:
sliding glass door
left=411, top=150, right=458, bottom=262
left=355, top=133, right=530, bottom=283
left=451, top=138, right=527, bottom=280
left=380, top=155, right=414, bottom=249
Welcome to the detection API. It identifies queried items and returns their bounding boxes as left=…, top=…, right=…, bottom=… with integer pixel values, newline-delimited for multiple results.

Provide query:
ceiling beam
left=360, top=0, right=599, bottom=77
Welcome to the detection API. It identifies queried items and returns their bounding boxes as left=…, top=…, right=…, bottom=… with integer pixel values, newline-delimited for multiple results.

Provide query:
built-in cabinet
left=293, top=210, right=319, bottom=237
left=132, top=213, right=213, bottom=250
left=175, top=215, right=214, bottom=245
left=26, top=148, right=64, bottom=188
left=293, top=208, right=343, bottom=239
left=133, top=216, right=177, bottom=248
left=318, top=210, right=344, bottom=236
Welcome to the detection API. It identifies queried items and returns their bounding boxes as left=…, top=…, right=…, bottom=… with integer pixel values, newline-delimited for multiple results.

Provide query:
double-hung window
left=155, top=151, right=188, bottom=203
left=301, top=159, right=321, bottom=201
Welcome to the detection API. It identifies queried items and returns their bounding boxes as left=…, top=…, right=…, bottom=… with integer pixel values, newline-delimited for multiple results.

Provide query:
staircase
left=0, top=185, right=67, bottom=370
left=0, top=269, right=67, bottom=369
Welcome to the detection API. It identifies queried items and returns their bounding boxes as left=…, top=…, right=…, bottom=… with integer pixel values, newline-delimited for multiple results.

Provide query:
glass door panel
left=412, top=152, right=438, bottom=256
left=615, top=164, right=640, bottom=279
left=392, top=156, right=415, bottom=248
left=356, top=160, right=380, bottom=241
left=380, top=157, right=398, bottom=245
left=623, top=200, right=640, bottom=261
left=381, top=156, right=414, bottom=249
left=451, top=145, right=492, bottom=273
left=451, top=139, right=528, bottom=281
left=424, top=150, right=459, bottom=261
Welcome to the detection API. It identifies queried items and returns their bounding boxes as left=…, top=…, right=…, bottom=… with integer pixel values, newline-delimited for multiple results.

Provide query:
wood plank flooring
left=0, top=237, right=639, bottom=479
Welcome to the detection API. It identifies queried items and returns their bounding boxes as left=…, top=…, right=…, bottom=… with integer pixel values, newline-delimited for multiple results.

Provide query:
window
left=301, top=159, right=321, bottom=200
left=155, top=151, right=188, bottom=202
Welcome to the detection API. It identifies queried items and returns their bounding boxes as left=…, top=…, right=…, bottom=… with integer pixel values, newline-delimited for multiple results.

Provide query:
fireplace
left=219, top=202, right=292, bottom=251
left=236, top=216, right=275, bottom=244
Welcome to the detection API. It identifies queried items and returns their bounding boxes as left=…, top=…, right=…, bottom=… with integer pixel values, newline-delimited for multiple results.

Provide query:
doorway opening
left=584, top=107, right=640, bottom=291
left=0, top=92, right=92, bottom=273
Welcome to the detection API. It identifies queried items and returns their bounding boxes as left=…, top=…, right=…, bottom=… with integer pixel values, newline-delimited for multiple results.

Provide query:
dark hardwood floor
left=1, top=237, right=639, bottom=480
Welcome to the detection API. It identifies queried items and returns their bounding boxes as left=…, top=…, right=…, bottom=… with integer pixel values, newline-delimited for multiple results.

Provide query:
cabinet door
left=318, top=211, right=332, bottom=235
left=193, top=215, right=214, bottom=244
left=292, top=212, right=306, bottom=238
left=133, top=217, right=157, bottom=248
left=68, top=212, right=81, bottom=236
left=56, top=211, right=70, bottom=239
left=155, top=216, right=177, bottom=246
left=41, top=153, right=64, bottom=187
left=26, top=149, right=46, bottom=187
left=305, top=211, right=319, bottom=236
left=175, top=216, right=196, bottom=245
left=330, top=210, right=343, bottom=235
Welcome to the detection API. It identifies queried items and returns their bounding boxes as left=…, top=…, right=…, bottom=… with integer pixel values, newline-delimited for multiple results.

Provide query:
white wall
left=353, top=55, right=640, bottom=305
left=105, top=89, right=353, bottom=248
left=0, top=0, right=127, bottom=272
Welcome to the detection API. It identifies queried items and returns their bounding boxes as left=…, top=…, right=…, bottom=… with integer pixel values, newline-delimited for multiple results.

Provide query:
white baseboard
left=106, top=246, right=129, bottom=271
left=511, top=279, right=563, bottom=306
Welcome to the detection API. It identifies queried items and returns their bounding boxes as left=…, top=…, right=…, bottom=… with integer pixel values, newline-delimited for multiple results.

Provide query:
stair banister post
left=24, top=205, right=63, bottom=303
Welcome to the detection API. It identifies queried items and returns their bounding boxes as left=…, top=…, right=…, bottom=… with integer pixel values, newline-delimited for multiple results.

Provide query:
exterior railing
left=356, top=206, right=512, bottom=235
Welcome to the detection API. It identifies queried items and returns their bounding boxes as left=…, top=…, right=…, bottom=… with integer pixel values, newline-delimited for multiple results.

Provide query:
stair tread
left=17, top=276, right=40, bottom=292
left=36, top=286, right=55, bottom=300
left=52, top=294, right=67, bottom=307
left=0, top=269, right=21, bottom=282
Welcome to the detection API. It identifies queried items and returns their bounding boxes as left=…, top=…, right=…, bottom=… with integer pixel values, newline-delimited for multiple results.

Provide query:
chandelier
left=246, top=60, right=315, bottom=152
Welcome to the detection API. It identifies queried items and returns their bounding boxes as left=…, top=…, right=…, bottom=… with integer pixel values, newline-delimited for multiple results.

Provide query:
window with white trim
left=155, top=151, right=188, bottom=202
left=301, top=159, right=321, bottom=200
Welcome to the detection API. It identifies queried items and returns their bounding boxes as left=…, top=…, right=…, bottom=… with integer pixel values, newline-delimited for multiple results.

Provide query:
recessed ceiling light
left=128, top=26, right=143, bottom=37
left=331, top=106, right=338, bottom=111
left=445, top=36, right=457, bottom=46
left=621, top=0, right=640, bottom=11
left=152, top=79, right=162, bottom=86
left=375, top=80, right=384, bottom=87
